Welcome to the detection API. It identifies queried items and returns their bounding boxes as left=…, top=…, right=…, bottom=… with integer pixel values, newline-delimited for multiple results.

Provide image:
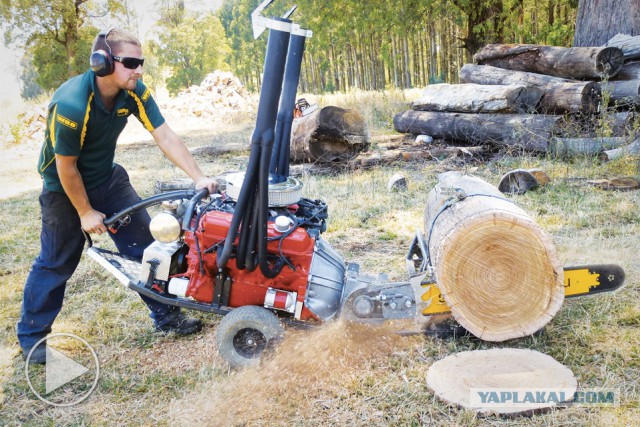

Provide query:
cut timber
left=614, top=61, right=640, bottom=81
left=459, top=64, right=600, bottom=113
left=549, top=137, right=629, bottom=158
left=290, top=106, right=370, bottom=163
left=606, top=34, right=640, bottom=60
left=600, top=80, right=640, bottom=106
left=427, top=348, right=577, bottom=416
left=423, top=172, right=564, bottom=341
left=412, top=83, right=543, bottom=113
left=600, top=138, right=640, bottom=161
left=393, top=110, right=562, bottom=152
left=473, top=44, right=624, bottom=79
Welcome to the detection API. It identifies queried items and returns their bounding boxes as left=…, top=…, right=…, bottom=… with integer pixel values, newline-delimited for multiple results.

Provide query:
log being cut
left=423, top=172, right=565, bottom=341
left=473, top=44, right=624, bottom=80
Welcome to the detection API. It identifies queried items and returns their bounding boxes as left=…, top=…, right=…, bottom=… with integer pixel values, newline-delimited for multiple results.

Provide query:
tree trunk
left=393, top=110, right=562, bottom=152
left=574, top=0, right=640, bottom=47
left=473, top=44, right=624, bottom=79
left=459, top=64, right=600, bottom=113
left=290, top=106, right=370, bottom=163
left=423, top=172, right=565, bottom=342
left=412, top=83, right=543, bottom=113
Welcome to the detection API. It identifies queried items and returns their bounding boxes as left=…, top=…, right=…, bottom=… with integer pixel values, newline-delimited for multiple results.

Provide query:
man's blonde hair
left=94, top=28, right=141, bottom=55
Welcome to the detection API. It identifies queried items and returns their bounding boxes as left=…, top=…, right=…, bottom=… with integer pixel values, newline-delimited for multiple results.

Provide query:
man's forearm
left=58, top=163, right=93, bottom=216
left=154, top=125, right=206, bottom=182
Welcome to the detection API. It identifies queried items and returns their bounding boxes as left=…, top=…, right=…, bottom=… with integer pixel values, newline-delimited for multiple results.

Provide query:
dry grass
left=0, top=90, right=639, bottom=425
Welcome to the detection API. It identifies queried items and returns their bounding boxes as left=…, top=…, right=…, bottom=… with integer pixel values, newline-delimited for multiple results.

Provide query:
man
left=17, top=28, right=217, bottom=364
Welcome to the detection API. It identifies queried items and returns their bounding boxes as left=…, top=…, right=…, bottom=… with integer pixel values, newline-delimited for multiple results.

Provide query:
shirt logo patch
left=141, top=89, right=151, bottom=102
left=117, top=108, right=129, bottom=116
left=56, top=114, right=78, bottom=130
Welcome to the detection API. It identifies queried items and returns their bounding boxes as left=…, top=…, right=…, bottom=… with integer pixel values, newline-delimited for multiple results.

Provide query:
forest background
left=0, top=0, right=594, bottom=104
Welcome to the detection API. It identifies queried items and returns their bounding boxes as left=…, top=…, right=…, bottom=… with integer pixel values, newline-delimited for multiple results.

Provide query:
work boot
left=22, top=343, right=47, bottom=365
left=155, top=312, right=203, bottom=336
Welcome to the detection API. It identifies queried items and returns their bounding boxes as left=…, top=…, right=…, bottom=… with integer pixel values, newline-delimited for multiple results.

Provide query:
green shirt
left=38, top=69, right=165, bottom=192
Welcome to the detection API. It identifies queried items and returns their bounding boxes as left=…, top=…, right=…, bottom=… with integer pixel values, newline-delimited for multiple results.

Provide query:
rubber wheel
left=216, top=305, right=284, bottom=368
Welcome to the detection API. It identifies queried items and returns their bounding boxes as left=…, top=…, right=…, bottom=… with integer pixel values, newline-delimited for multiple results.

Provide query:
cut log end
left=427, top=348, right=577, bottom=416
left=596, top=47, right=625, bottom=78
left=436, top=212, right=564, bottom=342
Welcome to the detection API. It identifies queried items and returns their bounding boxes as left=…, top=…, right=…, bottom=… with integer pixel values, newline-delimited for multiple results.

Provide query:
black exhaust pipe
left=270, top=30, right=308, bottom=180
left=217, top=20, right=291, bottom=271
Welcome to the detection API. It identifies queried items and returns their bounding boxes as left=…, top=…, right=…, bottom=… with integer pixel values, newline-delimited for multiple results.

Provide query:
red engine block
left=180, top=211, right=320, bottom=320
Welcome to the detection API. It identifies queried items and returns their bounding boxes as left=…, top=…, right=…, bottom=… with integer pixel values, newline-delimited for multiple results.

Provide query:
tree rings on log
left=427, top=348, right=577, bottom=416
left=424, top=172, right=564, bottom=341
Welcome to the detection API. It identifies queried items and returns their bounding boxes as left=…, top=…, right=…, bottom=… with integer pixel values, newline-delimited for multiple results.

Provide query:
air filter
left=225, top=172, right=303, bottom=207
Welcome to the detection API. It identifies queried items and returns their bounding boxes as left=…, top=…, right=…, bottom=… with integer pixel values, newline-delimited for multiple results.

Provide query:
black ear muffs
left=90, top=29, right=114, bottom=76
left=90, top=49, right=114, bottom=76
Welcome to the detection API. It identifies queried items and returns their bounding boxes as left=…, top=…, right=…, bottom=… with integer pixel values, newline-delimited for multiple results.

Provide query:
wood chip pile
left=160, top=70, right=255, bottom=118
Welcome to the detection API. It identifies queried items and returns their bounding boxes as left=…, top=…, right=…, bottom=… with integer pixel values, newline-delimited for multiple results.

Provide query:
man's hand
left=152, top=124, right=219, bottom=194
left=80, top=209, right=107, bottom=235
left=195, top=176, right=218, bottom=194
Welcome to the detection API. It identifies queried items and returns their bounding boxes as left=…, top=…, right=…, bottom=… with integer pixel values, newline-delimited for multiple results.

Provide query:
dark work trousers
left=17, top=164, right=180, bottom=350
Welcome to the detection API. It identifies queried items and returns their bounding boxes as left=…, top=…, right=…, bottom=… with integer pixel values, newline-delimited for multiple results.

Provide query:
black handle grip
left=104, top=190, right=199, bottom=228
left=181, top=188, right=210, bottom=231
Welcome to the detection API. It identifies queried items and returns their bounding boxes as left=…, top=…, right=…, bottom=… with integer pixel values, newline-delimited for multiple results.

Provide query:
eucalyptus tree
left=0, top=0, right=126, bottom=90
left=155, top=12, right=231, bottom=95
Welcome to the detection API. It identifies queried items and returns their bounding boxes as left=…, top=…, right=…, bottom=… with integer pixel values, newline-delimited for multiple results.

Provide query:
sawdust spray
left=169, top=320, right=414, bottom=426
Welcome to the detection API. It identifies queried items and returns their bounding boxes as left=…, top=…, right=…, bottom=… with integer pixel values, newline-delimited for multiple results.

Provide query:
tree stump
left=290, top=106, right=370, bottom=163
left=423, top=172, right=564, bottom=341
left=427, top=348, right=577, bottom=416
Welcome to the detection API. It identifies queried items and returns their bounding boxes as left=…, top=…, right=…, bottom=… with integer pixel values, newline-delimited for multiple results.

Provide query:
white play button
left=25, top=332, right=100, bottom=407
left=45, top=346, right=89, bottom=394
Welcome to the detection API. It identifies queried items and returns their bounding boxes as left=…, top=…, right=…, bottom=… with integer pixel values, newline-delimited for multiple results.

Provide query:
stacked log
left=394, top=38, right=640, bottom=156
left=459, top=64, right=599, bottom=114
left=472, top=44, right=624, bottom=79
left=411, top=83, right=543, bottom=114
left=394, top=111, right=562, bottom=151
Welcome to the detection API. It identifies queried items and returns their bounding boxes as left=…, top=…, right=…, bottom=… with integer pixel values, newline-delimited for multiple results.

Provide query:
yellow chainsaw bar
left=420, top=264, right=625, bottom=316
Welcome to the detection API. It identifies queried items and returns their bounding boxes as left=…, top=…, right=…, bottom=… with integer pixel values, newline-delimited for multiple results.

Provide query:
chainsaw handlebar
left=104, top=190, right=199, bottom=228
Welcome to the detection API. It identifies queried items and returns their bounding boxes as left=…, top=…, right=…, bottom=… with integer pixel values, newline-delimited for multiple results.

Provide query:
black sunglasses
left=112, top=55, right=145, bottom=69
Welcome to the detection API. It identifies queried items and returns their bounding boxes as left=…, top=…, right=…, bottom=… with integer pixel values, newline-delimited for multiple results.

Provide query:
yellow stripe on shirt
left=127, top=90, right=154, bottom=132
left=80, top=93, right=93, bottom=148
